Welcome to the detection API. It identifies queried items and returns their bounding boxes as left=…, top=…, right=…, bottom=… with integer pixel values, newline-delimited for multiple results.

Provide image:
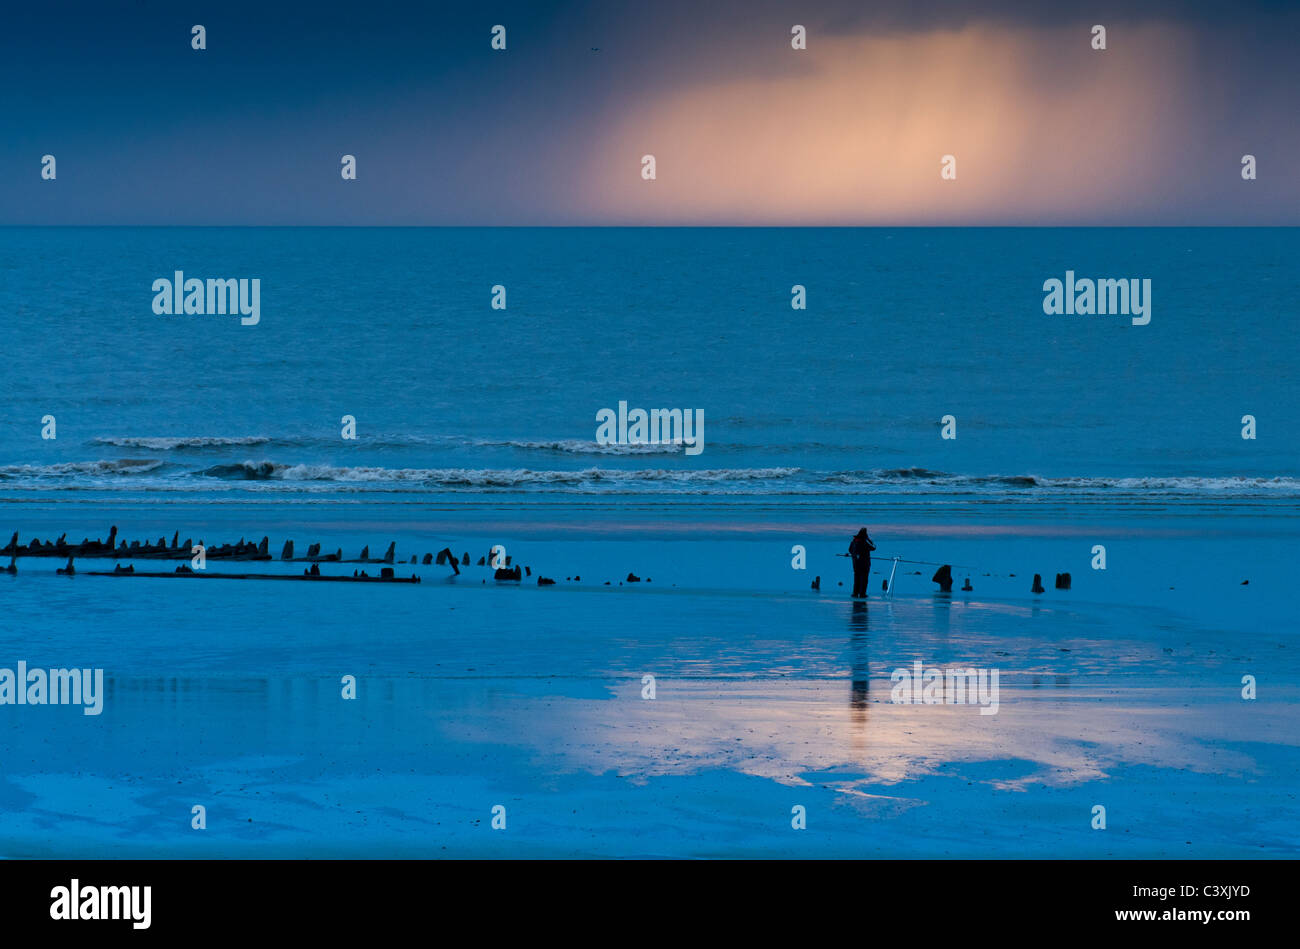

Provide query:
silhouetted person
left=848, top=527, right=876, bottom=598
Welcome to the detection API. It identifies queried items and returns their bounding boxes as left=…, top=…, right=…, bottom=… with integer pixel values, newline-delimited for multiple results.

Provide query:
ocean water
left=1, top=227, right=1296, bottom=506
left=1, top=227, right=1297, bottom=858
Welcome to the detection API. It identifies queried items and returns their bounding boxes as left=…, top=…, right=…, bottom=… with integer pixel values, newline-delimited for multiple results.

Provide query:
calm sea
left=1, top=227, right=1296, bottom=508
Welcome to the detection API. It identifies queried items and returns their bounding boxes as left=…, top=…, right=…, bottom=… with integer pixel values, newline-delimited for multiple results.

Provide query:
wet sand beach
left=1, top=499, right=1295, bottom=858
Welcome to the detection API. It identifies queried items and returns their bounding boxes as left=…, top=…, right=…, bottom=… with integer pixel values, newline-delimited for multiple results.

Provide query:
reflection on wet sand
left=1, top=671, right=1296, bottom=856
left=452, top=677, right=1284, bottom=794
left=848, top=600, right=869, bottom=733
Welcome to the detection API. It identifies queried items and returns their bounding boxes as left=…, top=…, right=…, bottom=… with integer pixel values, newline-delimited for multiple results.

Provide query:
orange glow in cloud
left=582, top=24, right=1204, bottom=223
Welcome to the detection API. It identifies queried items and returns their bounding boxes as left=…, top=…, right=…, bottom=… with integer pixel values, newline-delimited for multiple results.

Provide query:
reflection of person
left=849, top=599, right=869, bottom=718
left=848, top=527, right=876, bottom=598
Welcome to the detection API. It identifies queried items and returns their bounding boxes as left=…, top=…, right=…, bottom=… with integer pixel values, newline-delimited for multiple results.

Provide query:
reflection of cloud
left=449, top=681, right=1283, bottom=798
left=581, top=24, right=1227, bottom=223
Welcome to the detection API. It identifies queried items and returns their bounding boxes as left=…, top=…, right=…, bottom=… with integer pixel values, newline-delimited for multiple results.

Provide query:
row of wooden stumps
left=3, top=527, right=270, bottom=561
left=805, top=564, right=1073, bottom=596
left=0, top=528, right=572, bottom=586
left=931, top=564, right=1071, bottom=594
left=85, top=564, right=422, bottom=584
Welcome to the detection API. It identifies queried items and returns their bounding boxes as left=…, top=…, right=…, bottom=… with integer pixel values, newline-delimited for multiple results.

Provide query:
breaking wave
left=0, top=459, right=170, bottom=479
left=91, top=434, right=698, bottom=455
left=2, top=458, right=1299, bottom=499
left=194, top=461, right=799, bottom=487
left=93, top=435, right=272, bottom=450
left=471, top=438, right=685, bottom=455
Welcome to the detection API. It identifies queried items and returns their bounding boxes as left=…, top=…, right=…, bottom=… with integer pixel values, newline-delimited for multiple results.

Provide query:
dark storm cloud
left=0, top=1, right=1294, bottom=223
